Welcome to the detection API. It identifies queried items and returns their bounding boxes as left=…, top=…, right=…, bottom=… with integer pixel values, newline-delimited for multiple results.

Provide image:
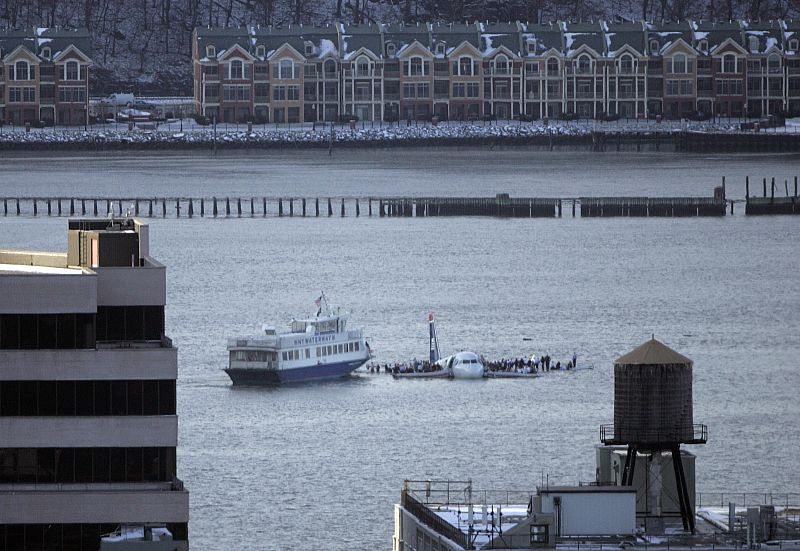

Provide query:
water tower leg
left=671, top=445, right=695, bottom=534
left=622, top=445, right=638, bottom=486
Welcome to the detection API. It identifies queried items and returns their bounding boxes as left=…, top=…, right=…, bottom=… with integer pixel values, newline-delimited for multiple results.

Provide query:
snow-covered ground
left=0, top=118, right=797, bottom=148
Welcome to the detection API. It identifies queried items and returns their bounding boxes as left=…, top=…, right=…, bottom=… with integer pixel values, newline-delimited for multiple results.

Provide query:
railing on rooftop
left=401, top=490, right=472, bottom=549
left=599, top=423, right=708, bottom=445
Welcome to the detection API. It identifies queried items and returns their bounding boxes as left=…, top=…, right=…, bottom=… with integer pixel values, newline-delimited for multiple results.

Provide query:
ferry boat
left=225, top=298, right=370, bottom=385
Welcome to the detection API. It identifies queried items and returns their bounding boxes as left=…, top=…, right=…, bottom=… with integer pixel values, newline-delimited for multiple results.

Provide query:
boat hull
left=225, top=358, right=368, bottom=385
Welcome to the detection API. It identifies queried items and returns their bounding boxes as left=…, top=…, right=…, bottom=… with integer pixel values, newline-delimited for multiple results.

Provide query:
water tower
left=600, top=338, right=707, bottom=533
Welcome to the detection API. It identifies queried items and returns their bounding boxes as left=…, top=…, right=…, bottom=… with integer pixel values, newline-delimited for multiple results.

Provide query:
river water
left=1, top=148, right=799, bottom=550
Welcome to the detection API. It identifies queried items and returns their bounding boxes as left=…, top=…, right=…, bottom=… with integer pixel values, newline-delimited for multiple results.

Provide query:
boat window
left=305, top=349, right=310, bottom=359
left=316, top=347, right=320, bottom=357
left=326, top=345, right=332, bottom=355
left=282, top=352, right=287, bottom=361
left=355, top=342, right=360, bottom=351
left=338, top=344, right=343, bottom=354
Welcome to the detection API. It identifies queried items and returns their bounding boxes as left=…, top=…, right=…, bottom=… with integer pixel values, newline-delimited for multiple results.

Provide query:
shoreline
left=1, top=121, right=799, bottom=152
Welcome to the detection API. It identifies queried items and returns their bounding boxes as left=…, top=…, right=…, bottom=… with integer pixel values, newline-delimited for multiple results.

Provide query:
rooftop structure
left=0, top=218, right=189, bottom=550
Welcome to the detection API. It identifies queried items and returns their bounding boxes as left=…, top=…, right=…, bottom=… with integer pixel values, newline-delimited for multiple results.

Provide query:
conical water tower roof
left=615, top=338, right=692, bottom=366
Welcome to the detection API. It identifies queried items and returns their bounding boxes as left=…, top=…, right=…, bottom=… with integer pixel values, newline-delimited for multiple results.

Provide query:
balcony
left=434, top=92, right=449, bottom=100
left=343, top=68, right=382, bottom=78
left=599, top=423, right=708, bottom=445
left=434, top=69, right=450, bottom=77
left=491, top=92, right=511, bottom=100
left=0, top=481, right=189, bottom=525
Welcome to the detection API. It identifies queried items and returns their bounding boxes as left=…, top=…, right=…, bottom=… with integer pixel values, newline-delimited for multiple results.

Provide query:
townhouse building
left=193, top=19, right=800, bottom=123
left=0, top=218, right=189, bottom=550
left=0, top=27, right=91, bottom=126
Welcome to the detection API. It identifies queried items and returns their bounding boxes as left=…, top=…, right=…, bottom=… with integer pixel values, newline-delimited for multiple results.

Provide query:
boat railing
left=227, top=337, right=278, bottom=348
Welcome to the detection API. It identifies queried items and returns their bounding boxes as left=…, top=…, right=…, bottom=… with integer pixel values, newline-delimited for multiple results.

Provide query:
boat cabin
left=290, top=315, right=346, bottom=335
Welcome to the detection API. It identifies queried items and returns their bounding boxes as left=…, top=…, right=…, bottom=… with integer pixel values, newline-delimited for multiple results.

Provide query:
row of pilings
left=1, top=189, right=798, bottom=219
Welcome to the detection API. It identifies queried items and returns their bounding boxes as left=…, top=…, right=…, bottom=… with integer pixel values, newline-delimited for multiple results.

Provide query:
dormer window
left=435, top=42, right=445, bottom=55
left=41, top=46, right=51, bottom=60
left=206, top=45, right=216, bottom=58
left=649, top=39, right=659, bottom=53
left=619, top=54, right=633, bottom=74
left=698, top=40, right=708, bottom=52
left=304, top=41, right=314, bottom=57
left=790, top=39, right=799, bottom=51
left=256, top=45, right=265, bottom=58
left=749, top=36, right=759, bottom=52
left=356, top=56, right=370, bottom=76
left=768, top=53, right=781, bottom=73
left=526, top=38, right=537, bottom=55
left=386, top=43, right=396, bottom=57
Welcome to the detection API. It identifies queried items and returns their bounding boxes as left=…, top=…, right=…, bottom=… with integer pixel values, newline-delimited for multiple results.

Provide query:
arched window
left=356, top=56, right=370, bottom=76
left=206, top=45, right=216, bottom=58
left=546, top=57, right=559, bottom=76
left=768, top=54, right=781, bottom=73
left=409, top=56, right=423, bottom=76
left=324, top=59, right=336, bottom=74
left=698, top=40, right=708, bottom=52
left=256, top=45, right=265, bottom=58
left=15, top=60, right=29, bottom=80
left=386, top=43, right=396, bottom=57
left=620, top=54, right=633, bottom=74
left=41, top=47, right=51, bottom=60
left=230, top=59, right=243, bottom=79
left=723, top=54, right=736, bottom=73
left=649, top=39, right=659, bottom=53
left=65, top=60, right=79, bottom=80
left=673, top=53, right=686, bottom=73
left=577, top=55, right=591, bottom=74
left=459, top=56, right=473, bottom=76
left=494, top=54, right=508, bottom=74
left=280, top=59, right=294, bottom=79
left=748, top=36, right=759, bottom=52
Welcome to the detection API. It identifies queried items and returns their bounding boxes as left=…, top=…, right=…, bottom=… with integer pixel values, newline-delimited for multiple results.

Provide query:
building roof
left=479, top=21, right=521, bottom=57
left=743, top=20, right=784, bottom=54
left=563, top=21, right=605, bottom=56
left=430, top=22, right=481, bottom=57
left=615, top=338, right=692, bottom=366
left=0, top=27, right=91, bottom=62
left=519, top=22, right=564, bottom=56
left=606, top=21, right=646, bottom=56
left=382, top=22, right=432, bottom=58
left=339, top=23, right=383, bottom=59
left=693, top=20, right=744, bottom=54
left=647, top=21, right=694, bottom=54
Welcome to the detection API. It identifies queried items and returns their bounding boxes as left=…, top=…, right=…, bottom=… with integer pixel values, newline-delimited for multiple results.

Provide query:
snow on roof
left=694, top=31, right=709, bottom=40
left=765, top=36, right=779, bottom=51
left=317, top=38, right=337, bottom=58
left=605, top=32, right=614, bottom=52
left=481, top=33, right=504, bottom=55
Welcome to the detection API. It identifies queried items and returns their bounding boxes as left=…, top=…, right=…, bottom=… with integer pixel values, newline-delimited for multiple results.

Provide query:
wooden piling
left=746, top=176, right=749, bottom=198
left=237, top=198, right=242, bottom=217
left=763, top=177, right=767, bottom=197
left=341, top=198, right=345, bottom=217
left=93, top=200, right=98, bottom=216
left=17, top=199, right=20, bottom=216
left=59, top=199, right=63, bottom=216
left=302, top=198, right=306, bottom=217
left=149, top=200, right=153, bottom=217
left=188, top=199, right=193, bottom=218
left=379, top=199, right=384, bottom=217
left=368, top=199, right=372, bottom=216
left=263, top=198, right=267, bottom=217
left=328, top=198, right=333, bottom=217
left=213, top=198, right=218, bottom=217
left=33, top=199, right=37, bottom=216
left=162, top=199, right=166, bottom=217
left=279, top=199, right=283, bottom=217
left=315, top=198, right=319, bottom=217
left=251, top=198, right=255, bottom=217
left=289, top=199, right=293, bottom=217
left=176, top=199, right=181, bottom=218
left=356, top=199, right=360, bottom=216
left=3, top=199, right=6, bottom=216
left=200, top=198, right=205, bottom=217
left=225, top=197, right=230, bottom=216
left=70, top=199, right=75, bottom=216
left=47, top=199, right=51, bottom=216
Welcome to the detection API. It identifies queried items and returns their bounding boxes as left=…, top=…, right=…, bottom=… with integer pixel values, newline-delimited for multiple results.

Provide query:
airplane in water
left=428, top=313, right=485, bottom=379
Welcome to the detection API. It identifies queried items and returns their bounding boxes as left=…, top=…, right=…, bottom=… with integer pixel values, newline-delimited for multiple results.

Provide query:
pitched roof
left=382, top=22, right=431, bottom=58
left=647, top=21, right=694, bottom=55
left=0, top=27, right=90, bottom=61
left=339, top=23, right=383, bottom=59
left=430, top=22, right=481, bottom=57
left=606, top=21, right=646, bottom=56
left=615, top=338, right=693, bottom=366
left=480, top=21, right=522, bottom=56
left=563, top=21, right=605, bottom=56
left=693, top=20, right=744, bottom=54
left=743, top=20, right=783, bottom=54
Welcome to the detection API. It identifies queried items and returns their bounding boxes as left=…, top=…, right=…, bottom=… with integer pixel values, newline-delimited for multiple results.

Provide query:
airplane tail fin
left=429, top=313, right=440, bottom=363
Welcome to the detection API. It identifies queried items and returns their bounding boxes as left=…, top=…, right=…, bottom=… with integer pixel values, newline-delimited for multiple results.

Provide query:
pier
left=2, top=180, right=797, bottom=219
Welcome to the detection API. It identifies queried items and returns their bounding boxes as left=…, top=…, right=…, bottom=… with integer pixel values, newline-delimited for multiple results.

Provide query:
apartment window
left=577, top=55, right=591, bottom=74
left=435, top=42, right=445, bottom=55
left=229, top=60, right=243, bottom=79
left=494, top=54, right=508, bottom=74
left=768, top=54, right=781, bottom=73
left=619, top=55, right=633, bottom=74
left=8, top=87, right=22, bottom=102
left=458, top=56, right=474, bottom=76
left=58, top=86, right=86, bottom=103
left=256, top=45, right=265, bottom=58
left=280, top=59, right=294, bottom=79
left=716, top=79, right=743, bottom=95
left=287, top=85, right=299, bottom=100
left=547, top=57, right=559, bottom=76
left=698, top=40, right=708, bottom=52
left=273, top=86, right=286, bottom=100
left=680, top=79, right=694, bottom=95
left=546, top=80, right=559, bottom=96
left=526, top=39, right=537, bottom=54
left=403, top=82, right=416, bottom=98
left=40, top=84, right=54, bottom=101
left=41, top=47, right=51, bottom=60
left=204, top=65, right=219, bottom=78
left=324, top=59, right=336, bottom=75
left=65, top=61, right=79, bottom=80
left=747, top=59, right=761, bottom=72
left=254, top=64, right=268, bottom=79
left=254, top=83, right=269, bottom=101
left=452, top=82, right=465, bottom=97
left=673, top=54, right=687, bottom=74
left=0, top=313, right=95, bottom=349
left=530, top=525, right=549, bottom=544
left=206, top=45, right=216, bottom=57
left=304, top=41, right=314, bottom=57
left=96, top=306, right=163, bottom=342
left=650, top=39, right=660, bottom=53
left=356, top=56, right=370, bottom=76
left=386, top=43, right=396, bottom=57
left=204, top=83, right=219, bottom=100
left=409, top=57, right=424, bottom=76
left=467, top=82, right=480, bottom=97
left=666, top=79, right=679, bottom=95
left=223, top=84, right=250, bottom=101
left=723, top=54, right=736, bottom=73
left=525, top=61, right=539, bottom=75
left=416, top=82, right=429, bottom=98
left=13, top=61, right=31, bottom=81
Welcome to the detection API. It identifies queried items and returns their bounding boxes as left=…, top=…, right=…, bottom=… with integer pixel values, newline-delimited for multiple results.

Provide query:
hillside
left=1, top=0, right=796, bottom=96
